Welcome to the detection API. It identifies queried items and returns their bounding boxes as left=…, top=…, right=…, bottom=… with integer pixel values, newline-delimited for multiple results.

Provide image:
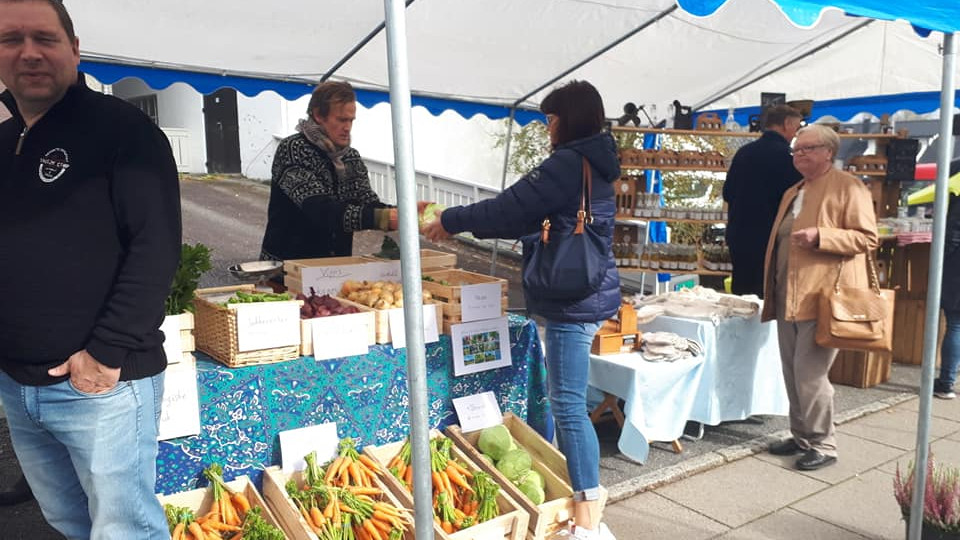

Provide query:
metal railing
left=364, top=158, right=501, bottom=206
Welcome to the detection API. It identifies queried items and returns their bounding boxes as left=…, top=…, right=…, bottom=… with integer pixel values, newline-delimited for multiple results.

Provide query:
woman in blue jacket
left=424, top=80, right=620, bottom=540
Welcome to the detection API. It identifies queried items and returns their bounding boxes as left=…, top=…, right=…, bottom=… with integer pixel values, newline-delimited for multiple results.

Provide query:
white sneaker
left=599, top=523, right=618, bottom=540
left=571, top=524, right=617, bottom=540
left=935, top=390, right=957, bottom=400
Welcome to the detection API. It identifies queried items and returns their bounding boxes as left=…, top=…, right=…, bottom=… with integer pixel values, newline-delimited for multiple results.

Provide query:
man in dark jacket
left=0, top=0, right=180, bottom=537
left=723, top=105, right=803, bottom=296
left=935, top=158, right=960, bottom=399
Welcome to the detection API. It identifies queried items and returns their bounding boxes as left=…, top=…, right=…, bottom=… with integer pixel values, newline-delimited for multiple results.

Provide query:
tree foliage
left=493, top=119, right=551, bottom=176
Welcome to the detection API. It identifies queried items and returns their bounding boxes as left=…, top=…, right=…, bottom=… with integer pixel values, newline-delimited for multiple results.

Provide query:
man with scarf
left=261, top=81, right=401, bottom=261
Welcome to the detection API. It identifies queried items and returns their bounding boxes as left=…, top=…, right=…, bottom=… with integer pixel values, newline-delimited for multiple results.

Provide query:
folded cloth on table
left=639, top=331, right=703, bottom=362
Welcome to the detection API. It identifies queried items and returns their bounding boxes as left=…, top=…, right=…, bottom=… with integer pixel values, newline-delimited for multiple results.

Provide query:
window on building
left=128, top=94, right=159, bottom=124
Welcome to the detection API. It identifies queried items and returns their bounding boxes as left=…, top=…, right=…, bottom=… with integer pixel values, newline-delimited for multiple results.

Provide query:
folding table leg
left=589, top=392, right=625, bottom=429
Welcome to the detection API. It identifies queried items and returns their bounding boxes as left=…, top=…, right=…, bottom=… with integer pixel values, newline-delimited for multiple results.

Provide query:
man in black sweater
left=0, top=1, right=180, bottom=537
left=722, top=105, right=803, bottom=297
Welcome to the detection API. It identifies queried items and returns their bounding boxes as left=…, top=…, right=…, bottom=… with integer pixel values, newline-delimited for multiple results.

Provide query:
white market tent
left=61, top=1, right=959, bottom=538
left=76, top=0, right=958, bottom=124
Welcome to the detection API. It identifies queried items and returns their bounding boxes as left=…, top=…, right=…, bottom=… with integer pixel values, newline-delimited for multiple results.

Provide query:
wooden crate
left=283, top=256, right=378, bottom=295
left=262, top=466, right=414, bottom=540
left=363, top=432, right=529, bottom=540
left=337, top=296, right=444, bottom=344
left=829, top=350, right=892, bottom=388
left=446, top=413, right=582, bottom=539
left=193, top=284, right=302, bottom=367
left=157, top=476, right=283, bottom=533
left=891, top=297, right=946, bottom=366
left=299, top=298, right=377, bottom=356
left=423, top=269, right=509, bottom=327
left=369, top=248, right=457, bottom=271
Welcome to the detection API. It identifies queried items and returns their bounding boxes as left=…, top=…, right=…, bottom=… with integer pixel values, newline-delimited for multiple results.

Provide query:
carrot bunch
left=165, top=463, right=285, bottom=540
left=286, top=449, right=410, bottom=540
left=387, top=436, right=498, bottom=533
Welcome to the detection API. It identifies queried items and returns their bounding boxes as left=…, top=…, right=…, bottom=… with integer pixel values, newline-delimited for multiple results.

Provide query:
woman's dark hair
left=307, top=81, right=356, bottom=119
left=540, top=80, right=606, bottom=146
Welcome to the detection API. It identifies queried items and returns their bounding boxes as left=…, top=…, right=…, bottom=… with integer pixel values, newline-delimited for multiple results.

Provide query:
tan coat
left=761, top=168, right=879, bottom=322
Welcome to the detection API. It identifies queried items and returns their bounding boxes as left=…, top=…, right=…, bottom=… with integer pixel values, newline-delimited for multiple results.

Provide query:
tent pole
left=908, top=30, right=956, bottom=540
left=382, top=1, right=433, bottom=538
left=490, top=107, right=517, bottom=277
left=692, top=20, right=873, bottom=111
left=322, top=0, right=417, bottom=82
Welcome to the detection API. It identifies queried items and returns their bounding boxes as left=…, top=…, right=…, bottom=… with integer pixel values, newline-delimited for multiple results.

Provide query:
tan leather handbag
left=815, top=252, right=895, bottom=352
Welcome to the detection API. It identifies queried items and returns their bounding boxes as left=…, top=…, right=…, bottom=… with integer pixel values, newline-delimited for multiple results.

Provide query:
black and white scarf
left=297, top=117, right=348, bottom=180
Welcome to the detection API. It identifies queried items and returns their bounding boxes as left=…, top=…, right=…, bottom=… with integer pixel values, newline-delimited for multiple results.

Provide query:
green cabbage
left=496, top=448, right=532, bottom=482
left=477, top=425, right=513, bottom=461
left=517, top=471, right=546, bottom=504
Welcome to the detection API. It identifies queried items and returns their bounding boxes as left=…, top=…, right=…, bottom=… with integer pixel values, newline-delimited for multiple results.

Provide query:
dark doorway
left=203, top=88, right=241, bottom=174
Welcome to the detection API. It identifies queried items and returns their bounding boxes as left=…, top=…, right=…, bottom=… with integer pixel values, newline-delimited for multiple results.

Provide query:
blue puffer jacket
left=441, top=132, right=621, bottom=323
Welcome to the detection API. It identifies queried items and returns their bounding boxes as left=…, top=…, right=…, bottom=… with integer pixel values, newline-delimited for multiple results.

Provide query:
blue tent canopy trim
left=80, top=61, right=543, bottom=125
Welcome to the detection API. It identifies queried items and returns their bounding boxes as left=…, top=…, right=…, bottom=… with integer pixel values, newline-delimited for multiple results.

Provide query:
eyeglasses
left=544, top=113, right=558, bottom=125
left=791, top=144, right=827, bottom=156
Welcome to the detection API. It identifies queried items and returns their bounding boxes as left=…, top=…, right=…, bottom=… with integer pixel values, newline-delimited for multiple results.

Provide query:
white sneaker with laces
left=934, top=390, right=957, bottom=400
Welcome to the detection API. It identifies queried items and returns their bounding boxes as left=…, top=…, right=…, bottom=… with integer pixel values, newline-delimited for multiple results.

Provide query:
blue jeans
left=0, top=372, right=168, bottom=540
left=544, top=320, right=601, bottom=500
left=937, top=309, right=960, bottom=392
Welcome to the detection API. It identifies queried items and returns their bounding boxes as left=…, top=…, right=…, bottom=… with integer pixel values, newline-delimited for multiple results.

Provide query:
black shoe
left=796, top=450, right=837, bottom=471
left=769, top=438, right=804, bottom=456
left=0, top=475, right=33, bottom=506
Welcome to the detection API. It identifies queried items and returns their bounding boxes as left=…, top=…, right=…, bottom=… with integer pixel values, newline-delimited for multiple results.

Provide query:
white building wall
left=236, top=92, right=286, bottom=180
left=111, top=79, right=207, bottom=174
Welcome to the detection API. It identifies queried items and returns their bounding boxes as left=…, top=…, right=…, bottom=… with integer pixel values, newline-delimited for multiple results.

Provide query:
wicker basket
left=193, top=284, right=302, bottom=367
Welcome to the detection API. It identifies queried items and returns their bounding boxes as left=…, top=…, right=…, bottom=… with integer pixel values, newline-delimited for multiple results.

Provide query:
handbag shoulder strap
left=575, top=156, right=593, bottom=234
left=833, top=251, right=882, bottom=294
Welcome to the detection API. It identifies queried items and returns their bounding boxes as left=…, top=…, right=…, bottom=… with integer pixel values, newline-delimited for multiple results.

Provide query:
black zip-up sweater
left=0, top=81, right=181, bottom=386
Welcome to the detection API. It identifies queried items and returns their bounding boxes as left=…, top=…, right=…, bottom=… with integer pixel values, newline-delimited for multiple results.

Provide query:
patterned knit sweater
left=260, top=133, right=389, bottom=260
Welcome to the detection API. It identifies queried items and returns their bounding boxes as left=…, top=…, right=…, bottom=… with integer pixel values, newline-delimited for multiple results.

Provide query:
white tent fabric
left=72, top=0, right=955, bottom=118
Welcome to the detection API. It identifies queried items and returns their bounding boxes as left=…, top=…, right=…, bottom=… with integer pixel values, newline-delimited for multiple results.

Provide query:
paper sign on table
left=157, top=359, right=201, bottom=440
left=459, top=282, right=503, bottom=323
left=160, top=314, right=183, bottom=364
left=309, top=312, right=371, bottom=360
left=451, top=316, right=513, bottom=376
left=300, top=261, right=401, bottom=297
left=279, top=423, right=340, bottom=473
left=231, top=302, right=301, bottom=353
left=387, top=305, right=440, bottom=349
left=452, top=391, right=503, bottom=433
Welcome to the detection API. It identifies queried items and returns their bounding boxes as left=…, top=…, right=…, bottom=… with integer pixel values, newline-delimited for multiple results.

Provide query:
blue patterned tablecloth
left=156, top=314, right=549, bottom=495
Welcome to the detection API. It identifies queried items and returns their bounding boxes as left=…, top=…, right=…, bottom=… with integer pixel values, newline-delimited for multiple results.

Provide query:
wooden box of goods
left=363, top=431, right=529, bottom=540
left=446, top=413, right=607, bottom=540
left=296, top=290, right=377, bottom=357
left=337, top=280, right=444, bottom=344
left=421, top=269, right=509, bottom=333
left=193, top=284, right=302, bottom=368
left=369, top=247, right=458, bottom=272
left=282, top=256, right=380, bottom=296
left=158, top=470, right=286, bottom=540
left=262, top=439, right=414, bottom=540
left=161, top=311, right=197, bottom=364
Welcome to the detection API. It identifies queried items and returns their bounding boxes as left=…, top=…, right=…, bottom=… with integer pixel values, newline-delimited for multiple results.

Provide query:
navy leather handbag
left=522, top=157, right=607, bottom=301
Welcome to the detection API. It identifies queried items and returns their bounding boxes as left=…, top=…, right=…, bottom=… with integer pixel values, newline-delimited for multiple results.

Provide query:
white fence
left=364, top=158, right=502, bottom=207
left=161, top=128, right=192, bottom=173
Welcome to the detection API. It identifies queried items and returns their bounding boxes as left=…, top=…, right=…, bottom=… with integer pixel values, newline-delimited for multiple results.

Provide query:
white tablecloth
left=588, top=314, right=788, bottom=463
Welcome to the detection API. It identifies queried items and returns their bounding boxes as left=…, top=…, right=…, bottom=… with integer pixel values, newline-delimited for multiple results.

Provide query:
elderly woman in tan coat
left=762, top=124, right=879, bottom=471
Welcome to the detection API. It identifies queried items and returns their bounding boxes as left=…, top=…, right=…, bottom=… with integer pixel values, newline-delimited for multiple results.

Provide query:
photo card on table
left=451, top=316, right=512, bottom=376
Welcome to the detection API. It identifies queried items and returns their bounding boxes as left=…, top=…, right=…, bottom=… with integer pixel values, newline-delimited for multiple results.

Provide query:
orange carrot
left=448, top=460, right=473, bottom=479
left=202, top=520, right=242, bottom=532
left=171, top=522, right=186, bottom=540
left=403, top=464, right=413, bottom=487
left=187, top=521, right=206, bottom=540
left=446, top=464, right=473, bottom=492
left=323, top=496, right=337, bottom=519
left=432, top=471, right=445, bottom=493
left=358, top=454, right=381, bottom=474
left=364, top=519, right=384, bottom=540
left=310, top=505, right=325, bottom=527
left=442, top=520, right=454, bottom=534
left=347, top=486, right=382, bottom=496
left=326, top=456, right=344, bottom=484
left=349, top=461, right=364, bottom=487
left=231, top=492, right=251, bottom=516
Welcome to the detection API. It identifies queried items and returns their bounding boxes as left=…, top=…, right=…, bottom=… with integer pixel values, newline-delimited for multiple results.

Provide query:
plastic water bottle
left=724, top=107, right=740, bottom=131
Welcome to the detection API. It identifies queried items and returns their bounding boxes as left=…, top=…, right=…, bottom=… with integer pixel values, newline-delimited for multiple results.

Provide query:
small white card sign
left=309, top=312, right=371, bottom=360
left=300, top=261, right=401, bottom=297
left=459, top=282, right=503, bottom=323
left=387, top=305, right=440, bottom=349
left=452, top=391, right=504, bottom=433
left=451, top=316, right=512, bottom=376
left=279, top=423, right=340, bottom=473
left=157, top=359, right=201, bottom=440
left=160, top=314, right=183, bottom=364
left=231, top=302, right=301, bottom=353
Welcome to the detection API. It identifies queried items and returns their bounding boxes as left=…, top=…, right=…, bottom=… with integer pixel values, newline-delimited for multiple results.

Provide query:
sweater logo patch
left=38, top=148, right=70, bottom=183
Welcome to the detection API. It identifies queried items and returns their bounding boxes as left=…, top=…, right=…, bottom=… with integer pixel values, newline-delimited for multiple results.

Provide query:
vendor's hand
left=417, top=201, right=433, bottom=213
left=48, top=349, right=121, bottom=394
left=422, top=210, right=451, bottom=242
left=791, top=227, right=819, bottom=249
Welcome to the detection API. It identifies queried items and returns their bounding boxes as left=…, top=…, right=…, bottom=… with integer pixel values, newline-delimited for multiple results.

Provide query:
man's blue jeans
left=937, top=309, right=960, bottom=392
left=544, top=320, right=602, bottom=501
left=0, top=371, right=168, bottom=540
